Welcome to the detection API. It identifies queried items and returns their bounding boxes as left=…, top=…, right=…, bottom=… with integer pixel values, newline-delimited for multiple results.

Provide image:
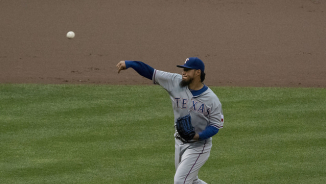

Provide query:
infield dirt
left=1, top=0, right=325, bottom=87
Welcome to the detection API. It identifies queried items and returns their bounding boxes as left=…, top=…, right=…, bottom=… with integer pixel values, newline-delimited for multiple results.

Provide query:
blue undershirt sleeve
left=198, top=126, right=219, bottom=140
left=125, top=61, right=154, bottom=80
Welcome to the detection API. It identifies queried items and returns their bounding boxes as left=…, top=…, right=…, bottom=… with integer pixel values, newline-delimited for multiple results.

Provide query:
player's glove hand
left=176, top=114, right=195, bottom=141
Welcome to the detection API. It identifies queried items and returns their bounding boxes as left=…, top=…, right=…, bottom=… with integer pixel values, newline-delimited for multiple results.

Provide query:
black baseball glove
left=176, top=114, right=195, bottom=141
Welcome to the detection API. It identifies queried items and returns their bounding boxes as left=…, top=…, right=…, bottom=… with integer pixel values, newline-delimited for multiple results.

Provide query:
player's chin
left=179, top=78, right=190, bottom=87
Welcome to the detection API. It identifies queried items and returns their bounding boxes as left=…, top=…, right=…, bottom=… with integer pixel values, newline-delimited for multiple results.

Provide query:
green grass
left=0, top=84, right=325, bottom=184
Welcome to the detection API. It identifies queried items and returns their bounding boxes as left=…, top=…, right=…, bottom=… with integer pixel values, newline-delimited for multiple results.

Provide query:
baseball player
left=116, top=57, right=224, bottom=184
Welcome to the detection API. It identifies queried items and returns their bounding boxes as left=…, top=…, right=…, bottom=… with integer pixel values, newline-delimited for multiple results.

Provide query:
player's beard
left=179, top=77, right=194, bottom=87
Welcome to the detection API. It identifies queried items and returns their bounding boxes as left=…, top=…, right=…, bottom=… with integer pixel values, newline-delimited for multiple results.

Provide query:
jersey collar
left=189, top=85, right=208, bottom=96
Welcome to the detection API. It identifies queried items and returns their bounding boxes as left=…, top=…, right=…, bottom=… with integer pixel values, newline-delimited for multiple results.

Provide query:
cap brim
left=176, top=65, right=193, bottom=69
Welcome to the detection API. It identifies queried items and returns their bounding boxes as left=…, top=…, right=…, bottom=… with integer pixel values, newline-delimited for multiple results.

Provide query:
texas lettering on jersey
left=174, top=98, right=210, bottom=116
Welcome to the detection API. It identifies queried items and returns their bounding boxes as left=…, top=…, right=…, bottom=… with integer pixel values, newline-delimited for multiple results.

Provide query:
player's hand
left=116, top=61, right=127, bottom=73
left=193, top=133, right=200, bottom=141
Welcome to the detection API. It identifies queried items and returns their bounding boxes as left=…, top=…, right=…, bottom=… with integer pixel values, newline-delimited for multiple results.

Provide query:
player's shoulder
left=155, top=69, right=182, bottom=80
left=205, top=87, right=221, bottom=103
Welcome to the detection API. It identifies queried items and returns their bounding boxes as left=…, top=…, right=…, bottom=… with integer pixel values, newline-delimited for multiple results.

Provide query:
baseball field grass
left=1, top=84, right=325, bottom=184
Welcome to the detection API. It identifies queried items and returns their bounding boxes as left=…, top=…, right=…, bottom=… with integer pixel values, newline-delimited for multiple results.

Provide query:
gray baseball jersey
left=153, top=70, right=224, bottom=141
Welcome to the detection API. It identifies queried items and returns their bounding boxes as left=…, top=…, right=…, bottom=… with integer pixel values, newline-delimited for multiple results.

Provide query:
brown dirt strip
left=1, top=0, right=325, bottom=87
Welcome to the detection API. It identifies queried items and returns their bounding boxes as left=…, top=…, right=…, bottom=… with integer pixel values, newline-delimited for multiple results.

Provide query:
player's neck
left=188, top=80, right=204, bottom=91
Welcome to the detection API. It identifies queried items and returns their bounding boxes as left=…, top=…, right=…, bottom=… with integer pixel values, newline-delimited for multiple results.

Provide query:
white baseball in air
left=66, top=31, right=75, bottom=39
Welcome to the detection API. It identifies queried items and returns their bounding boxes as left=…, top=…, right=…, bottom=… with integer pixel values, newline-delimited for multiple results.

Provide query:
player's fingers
left=116, top=61, right=126, bottom=74
left=117, top=62, right=122, bottom=73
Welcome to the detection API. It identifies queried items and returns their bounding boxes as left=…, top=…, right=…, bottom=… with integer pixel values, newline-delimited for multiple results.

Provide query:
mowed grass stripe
left=0, top=84, right=325, bottom=184
left=1, top=84, right=174, bottom=184
left=206, top=87, right=326, bottom=184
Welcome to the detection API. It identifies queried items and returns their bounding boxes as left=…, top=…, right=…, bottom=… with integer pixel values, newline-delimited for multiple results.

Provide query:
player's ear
left=195, top=69, right=201, bottom=76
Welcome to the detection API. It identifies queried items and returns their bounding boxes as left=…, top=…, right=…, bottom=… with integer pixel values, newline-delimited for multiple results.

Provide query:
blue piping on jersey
left=190, top=85, right=208, bottom=96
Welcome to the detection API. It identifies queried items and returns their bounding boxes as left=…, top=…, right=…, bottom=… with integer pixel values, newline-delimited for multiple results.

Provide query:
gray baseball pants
left=174, top=138, right=212, bottom=184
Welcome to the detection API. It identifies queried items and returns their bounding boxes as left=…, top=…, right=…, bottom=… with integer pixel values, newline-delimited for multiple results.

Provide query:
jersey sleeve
left=209, top=100, right=224, bottom=129
left=125, top=61, right=154, bottom=80
left=153, top=70, right=181, bottom=92
left=198, top=125, right=219, bottom=140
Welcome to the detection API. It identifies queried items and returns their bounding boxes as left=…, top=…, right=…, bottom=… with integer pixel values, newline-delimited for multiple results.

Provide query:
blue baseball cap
left=177, top=57, right=205, bottom=72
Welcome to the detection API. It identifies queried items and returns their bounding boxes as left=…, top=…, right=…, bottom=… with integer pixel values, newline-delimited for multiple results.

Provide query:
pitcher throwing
left=116, top=57, right=224, bottom=184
